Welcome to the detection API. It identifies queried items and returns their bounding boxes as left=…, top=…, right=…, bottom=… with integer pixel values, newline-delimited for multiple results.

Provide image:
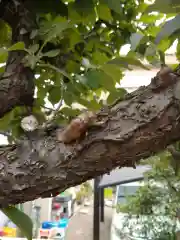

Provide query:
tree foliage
left=1, top=0, right=180, bottom=238
left=117, top=149, right=180, bottom=239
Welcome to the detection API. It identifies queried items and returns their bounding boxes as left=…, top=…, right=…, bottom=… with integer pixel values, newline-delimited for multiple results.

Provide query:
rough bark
left=0, top=76, right=179, bottom=206
left=0, top=0, right=35, bottom=117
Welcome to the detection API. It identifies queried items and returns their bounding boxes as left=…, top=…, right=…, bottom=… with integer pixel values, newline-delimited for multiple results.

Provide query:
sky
left=120, top=41, right=177, bottom=56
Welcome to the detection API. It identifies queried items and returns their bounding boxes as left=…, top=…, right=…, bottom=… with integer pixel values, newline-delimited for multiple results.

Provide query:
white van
left=110, top=181, right=180, bottom=240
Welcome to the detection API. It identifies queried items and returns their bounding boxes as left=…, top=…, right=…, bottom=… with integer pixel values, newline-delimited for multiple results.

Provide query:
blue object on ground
left=42, top=218, right=69, bottom=229
left=57, top=218, right=68, bottom=228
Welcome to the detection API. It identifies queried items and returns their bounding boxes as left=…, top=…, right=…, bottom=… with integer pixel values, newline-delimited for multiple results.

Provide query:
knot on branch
left=150, top=65, right=179, bottom=93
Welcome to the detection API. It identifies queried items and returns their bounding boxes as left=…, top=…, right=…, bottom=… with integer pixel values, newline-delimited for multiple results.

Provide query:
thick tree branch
left=0, top=74, right=179, bottom=206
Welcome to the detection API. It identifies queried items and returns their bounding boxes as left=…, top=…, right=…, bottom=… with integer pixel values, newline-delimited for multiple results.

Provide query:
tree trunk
left=0, top=0, right=35, bottom=118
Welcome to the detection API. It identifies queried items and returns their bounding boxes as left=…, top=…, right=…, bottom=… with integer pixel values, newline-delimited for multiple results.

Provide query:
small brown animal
left=56, top=111, right=104, bottom=144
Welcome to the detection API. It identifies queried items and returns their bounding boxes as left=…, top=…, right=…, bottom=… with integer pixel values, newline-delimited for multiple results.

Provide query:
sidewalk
left=66, top=201, right=113, bottom=240
left=71, top=198, right=90, bottom=217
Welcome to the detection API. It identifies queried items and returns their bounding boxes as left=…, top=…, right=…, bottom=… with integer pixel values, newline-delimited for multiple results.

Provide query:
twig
left=40, top=105, right=54, bottom=111
left=38, top=62, right=68, bottom=129
left=42, top=83, right=64, bottom=128
left=38, top=63, right=72, bottom=82
left=51, top=85, right=64, bottom=121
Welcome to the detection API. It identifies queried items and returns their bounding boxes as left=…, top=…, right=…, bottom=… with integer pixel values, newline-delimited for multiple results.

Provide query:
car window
left=118, top=185, right=139, bottom=196
left=116, top=185, right=139, bottom=205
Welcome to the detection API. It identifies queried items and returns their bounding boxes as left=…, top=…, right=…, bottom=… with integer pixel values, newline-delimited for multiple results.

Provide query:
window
left=116, top=185, right=140, bottom=205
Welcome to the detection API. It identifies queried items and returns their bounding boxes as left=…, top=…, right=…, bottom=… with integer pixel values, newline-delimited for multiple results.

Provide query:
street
left=66, top=203, right=113, bottom=240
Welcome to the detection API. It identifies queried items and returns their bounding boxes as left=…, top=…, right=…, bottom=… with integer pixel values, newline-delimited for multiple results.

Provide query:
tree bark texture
left=0, top=0, right=35, bottom=118
left=0, top=78, right=180, bottom=206
left=0, top=0, right=180, bottom=207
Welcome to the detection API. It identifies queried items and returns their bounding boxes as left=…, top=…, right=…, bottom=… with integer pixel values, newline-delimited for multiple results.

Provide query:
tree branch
left=0, top=75, right=180, bottom=206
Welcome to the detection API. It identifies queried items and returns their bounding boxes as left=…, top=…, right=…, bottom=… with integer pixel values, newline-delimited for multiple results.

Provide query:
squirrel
left=56, top=110, right=105, bottom=144
left=151, top=65, right=178, bottom=92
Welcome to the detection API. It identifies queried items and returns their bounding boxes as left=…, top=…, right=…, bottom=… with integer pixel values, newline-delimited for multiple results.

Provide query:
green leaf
left=67, top=81, right=81, bottom=96
left=73, top=0, right=94, bottom=15
left=96, top=43, right=113, bottom=56
left=97, top=70, right=116, bottom=91
left=158, top=50, right=165, bottom=65
left=96, top=3, right=113, bottom=21
left=82, top=57, right=96, bottom=69
left=0, top=48, right=8, bottom=63
left=39, top=17, right=71, bottom=43
left=61, top=107, right=81, bottom=118
left=101, top=0, right=122, bottom=14
left=107, top=56, right=149, bottom=70
left=77, top=98, right=101, bottom=110
left=155, top=15, right=180, bottom=44
left=92, top=51, right=109, bottom=65
left=38, top=63, right=72, bottom=82
left=2, top=206, right=33, bottom=240
left=107, top=88, right=127, bottom=105
left=8, top=42, right=25, bottom=51
left=77, top=74, right=100, bottom=90
left=0, top=65, right=5, bottom=74
left=139, top=13, right=165, bottom=23
left=146, top=0, right=180, bottom=13
left=24, top=55, right=39, bottom=69
left=146, top=25, right=160, bottom=37
left=130, top=33, right=144, bottom=51
left=72, top=0, right=96, bottom=24
left=156, top=38, right=172, bottom=52
left=66, top=60, right=80, bottom=73
left=0, top=20, right=11, bottom=46
left=0, top=111, right=13, bottom=131
left=43, top=49, right=60, bottom=57
left=28, top=44, right=40, bottom=54
left=69, top=29, right=82, bottom=49
left=68, top=3, right=82, bottom=23
left=27, top=0, right=68, bottom=16
left=176, top=40, right=180, bottom=61
left=48, top=86, right=62, bottom=104
left=36, top=85, right=49, bottom=106
left=145, top=44, right=157, bottom=57
left=64, top=91, right=75, bottom=106
left=100, top=64, right=123, bottom=83
left=81, top=69, right=115, bottom=91
left=30, top=29, right=38, bottom=39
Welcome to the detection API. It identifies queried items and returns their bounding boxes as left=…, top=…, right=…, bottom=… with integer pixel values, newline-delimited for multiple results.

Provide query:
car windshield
left=116, top=182, right=168, bottom=214
left=117, top=184, right=140, bottom=205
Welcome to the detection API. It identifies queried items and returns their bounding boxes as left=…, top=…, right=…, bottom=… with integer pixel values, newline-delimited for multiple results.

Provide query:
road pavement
left=66, top=201, right=113, bottom=240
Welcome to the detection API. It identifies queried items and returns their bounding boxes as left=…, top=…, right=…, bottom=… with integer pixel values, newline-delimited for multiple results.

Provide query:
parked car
left=110, top=181, right=180, bottom=240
